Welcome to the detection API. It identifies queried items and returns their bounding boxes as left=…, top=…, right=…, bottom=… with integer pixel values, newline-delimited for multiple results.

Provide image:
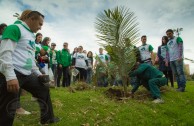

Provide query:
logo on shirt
left=28, top=40, right=35, bottom=49
left=168, top=40, right=173, bottom=46
left=100, top=56, right=104, bottom=59
left=140, top=47, right=145, bottom=51
left=77, top=55, right=85, bottom=59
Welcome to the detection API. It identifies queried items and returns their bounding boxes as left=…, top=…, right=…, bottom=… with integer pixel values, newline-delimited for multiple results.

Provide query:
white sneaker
left=152, top=98, right=164, bottom=104
left=16, top=107, right=31, bottom=115
left=31, top=97, right=37, bottom=101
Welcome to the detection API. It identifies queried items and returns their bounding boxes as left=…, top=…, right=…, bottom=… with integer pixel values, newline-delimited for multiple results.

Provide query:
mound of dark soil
left=104, top=88, right=131, bottom=100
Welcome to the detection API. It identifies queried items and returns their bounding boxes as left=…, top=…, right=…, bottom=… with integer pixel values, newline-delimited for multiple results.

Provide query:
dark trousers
left=163, top=71, right=174, bottom=87
left=51, top=64, right=58, bottom=86
left=57, top=66, right=70, bottom=87
left=0, top=71, right=54, bottom=126
left=76, top=67, right=87, bottom=82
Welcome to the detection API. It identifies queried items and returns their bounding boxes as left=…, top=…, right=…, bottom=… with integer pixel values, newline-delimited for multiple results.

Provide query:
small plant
left=95, top=6, right=140, bottom=95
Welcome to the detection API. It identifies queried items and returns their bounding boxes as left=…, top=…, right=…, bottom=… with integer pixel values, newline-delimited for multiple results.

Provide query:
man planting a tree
left=129, top=62, right=167, bottom=104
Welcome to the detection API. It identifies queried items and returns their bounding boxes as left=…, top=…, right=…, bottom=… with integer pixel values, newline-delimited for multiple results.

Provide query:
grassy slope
left=14, top=81, right=194, bottom=126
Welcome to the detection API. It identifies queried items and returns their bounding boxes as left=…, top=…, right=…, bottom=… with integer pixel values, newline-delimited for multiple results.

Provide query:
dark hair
left=0, top=23, right=7, bottom=35
left=51, top=43, right=56, bottom=46
left=87, top=51, right=93, bottom=64
left=87, top=51, right=93, bottom=58
left=166, top=29, right=173, bottom=33
left=63, top=42, right=68, bottom=45
left=78, top=45, right=83, bottom=49
left=162, top=36, right=168, bottom=46
left=41, top=37, right=50, bottom=46
left=35, top=33, right=42, bottom=43
left=141, top=35, right=146, bottom=39
left=36, top=32, right=42, bottom=37
left=0, top=23, right=7, bottom=29
left=27, top=11, right=44, bottom=19
left=72, top=47, right=77, bottom=55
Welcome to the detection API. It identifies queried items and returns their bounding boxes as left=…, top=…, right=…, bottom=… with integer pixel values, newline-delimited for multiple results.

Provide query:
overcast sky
left=0, top=0, right=194, bottom=74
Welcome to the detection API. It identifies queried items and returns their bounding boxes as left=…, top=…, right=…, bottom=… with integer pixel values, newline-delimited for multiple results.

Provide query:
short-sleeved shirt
left=97, top=54, right=108, bottom=64
left=160, top=45, right=167, bottom=59
left=167, top=36, right=183, bottom=61
left=138, top=44, right=153, bottom=61
left=2, top=21, right=36, bottom=75
left=73, top=52, right=87, bottom=68
left=87, top=57, right=93, bottom=68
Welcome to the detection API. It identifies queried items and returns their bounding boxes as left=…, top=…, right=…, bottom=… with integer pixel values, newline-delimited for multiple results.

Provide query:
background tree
left=95, top=6, right=140, bottom=95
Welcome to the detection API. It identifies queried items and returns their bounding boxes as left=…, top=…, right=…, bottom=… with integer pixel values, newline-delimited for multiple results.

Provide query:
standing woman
left=40, top=37, right=51, bottom=74
left=72, top=46, right=88, bottom=82
left=157, top=36, right=174, bottom=87
left=35, top=33, right=43, bottom=59
left=86, top=51, right=93, bottom=84
left=50, top=43, right=58, bottom=86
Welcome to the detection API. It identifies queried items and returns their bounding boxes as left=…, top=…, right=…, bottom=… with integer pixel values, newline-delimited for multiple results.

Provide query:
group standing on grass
left=0, top=9, right=187, bottom=126
left=130, top=31, right=186, bottom=103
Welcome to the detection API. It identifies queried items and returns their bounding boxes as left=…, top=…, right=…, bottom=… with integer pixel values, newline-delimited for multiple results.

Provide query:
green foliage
left=95, top=6, right=140, bottom=94
left=191, top=73, right=194, bottom=80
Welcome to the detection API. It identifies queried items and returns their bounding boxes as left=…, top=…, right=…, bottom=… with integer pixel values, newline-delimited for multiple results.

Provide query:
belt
left=141, top=58, right=151, bottom=63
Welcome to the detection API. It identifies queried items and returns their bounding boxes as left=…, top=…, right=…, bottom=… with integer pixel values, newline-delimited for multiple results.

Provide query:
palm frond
left=95, top=6, right=140, bottom=94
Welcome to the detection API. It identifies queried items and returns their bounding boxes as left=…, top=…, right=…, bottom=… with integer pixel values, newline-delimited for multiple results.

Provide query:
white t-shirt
left=73, top=52, right=87, bottom=68
left=1, top=21, right=41, bottom=77
left=167, top=36, right=183, bottom=61
left=138, top=44, right=153, bottom=61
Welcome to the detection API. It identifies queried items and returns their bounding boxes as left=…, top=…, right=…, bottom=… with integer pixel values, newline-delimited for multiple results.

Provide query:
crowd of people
left=0, top=9, right=186, bottom=126
left=129, top=31, right=186, bottom=104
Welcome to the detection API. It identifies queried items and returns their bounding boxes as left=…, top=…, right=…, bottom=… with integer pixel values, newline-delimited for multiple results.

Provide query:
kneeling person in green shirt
left=129, top=63, right=167, bottom=103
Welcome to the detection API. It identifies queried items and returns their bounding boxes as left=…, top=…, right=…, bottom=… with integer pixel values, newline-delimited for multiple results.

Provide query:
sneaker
left=152, top=98, right=164, bottom=104
left=16, top=107, right=31, bottom=115
left=31, top=97, right=37, bottom=101
left=41, top=117, right=60, bottom=125
left=176, top=87, right=185, bottom=92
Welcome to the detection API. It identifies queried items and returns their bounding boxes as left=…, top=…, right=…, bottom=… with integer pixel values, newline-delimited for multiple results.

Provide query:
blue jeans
left=86, top=68, right=93, bottom=84
left=170, top=60, right=186, bottom=88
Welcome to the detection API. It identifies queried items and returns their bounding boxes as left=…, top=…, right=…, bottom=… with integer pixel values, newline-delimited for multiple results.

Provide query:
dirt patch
left=104, top=88, right=131, bottom=100
left=104, top=88, right=152, bottom=101
left=104, top=86, right=169, bottom=101
left=68, top=82, right=91, bottom=93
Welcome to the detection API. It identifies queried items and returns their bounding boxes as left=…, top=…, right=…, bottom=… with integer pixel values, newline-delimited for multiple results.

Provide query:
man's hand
left=165, top=61, right=168, bottom=67
left=38, top=74, right=50, bottom=87
left=41, top=56, right=48, bottom=60
left=177, top=57, right=183, bottom=62
left=59, top=64, right=62, bottom=68
left=7, top=79, right=20, bottom=93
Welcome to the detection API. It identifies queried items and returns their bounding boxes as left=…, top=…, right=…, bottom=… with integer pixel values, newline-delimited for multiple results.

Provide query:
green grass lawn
left=14, top=81, right=194, bottom=126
